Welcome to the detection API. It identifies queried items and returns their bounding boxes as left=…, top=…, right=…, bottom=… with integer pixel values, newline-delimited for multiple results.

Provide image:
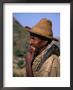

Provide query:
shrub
left=17, top=60, right=24, bottom=68
left=14, top=48, right=24, bottom=57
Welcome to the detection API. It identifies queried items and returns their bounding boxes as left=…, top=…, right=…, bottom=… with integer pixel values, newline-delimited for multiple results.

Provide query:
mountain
left=13, top=17, right=30, bottom=57
left=13, top=17, right=30, bottom=77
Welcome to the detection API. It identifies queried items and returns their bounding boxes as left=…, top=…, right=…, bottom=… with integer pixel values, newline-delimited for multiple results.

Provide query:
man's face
left=29, top=33, right=48, bottom=51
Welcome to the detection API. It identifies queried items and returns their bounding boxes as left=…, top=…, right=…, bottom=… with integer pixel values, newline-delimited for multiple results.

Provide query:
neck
left=33, top=45, right=47, bottom=60
left=39, top=46, right=46, bottom=54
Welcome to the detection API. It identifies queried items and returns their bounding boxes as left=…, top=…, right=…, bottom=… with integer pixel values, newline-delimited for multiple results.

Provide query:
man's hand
left=24, top=46, right=35, bottom=77
left=25, top=52, right=34, bottom=64
left=25, top=52, right=34, bottom=77
left=25, top=46, right=35, bottom=64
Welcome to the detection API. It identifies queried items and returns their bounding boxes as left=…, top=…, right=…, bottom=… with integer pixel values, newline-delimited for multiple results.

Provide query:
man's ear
left=42, top=40, right=49, bottom=46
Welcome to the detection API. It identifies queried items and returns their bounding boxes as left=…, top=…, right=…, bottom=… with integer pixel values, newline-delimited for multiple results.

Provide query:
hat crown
left=31, top=18, right=53, bottom=39
left=35, top=18, right=52, bottom=29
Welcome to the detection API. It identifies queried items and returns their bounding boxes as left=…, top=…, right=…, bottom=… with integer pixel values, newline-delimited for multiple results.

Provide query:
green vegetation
left=13, top=17, right=30, bottom=57
left=13, top=48, right=24, bottom=57
left=13, top=17, right=30, bottom=77
left=17, top=60, right=24, bottom=68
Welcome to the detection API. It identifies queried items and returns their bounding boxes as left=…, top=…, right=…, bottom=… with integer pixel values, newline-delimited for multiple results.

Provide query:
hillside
left=13, top=17, right=30, bottom=77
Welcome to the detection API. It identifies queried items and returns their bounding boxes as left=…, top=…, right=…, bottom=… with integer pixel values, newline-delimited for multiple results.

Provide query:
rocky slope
left=13, top=17, right=30, bottom=77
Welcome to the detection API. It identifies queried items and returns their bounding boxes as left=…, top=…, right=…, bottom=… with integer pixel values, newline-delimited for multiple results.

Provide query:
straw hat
left=27, top=18, right=57, bottom=40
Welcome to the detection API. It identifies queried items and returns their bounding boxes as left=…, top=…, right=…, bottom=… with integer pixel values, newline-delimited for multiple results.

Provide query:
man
left=25, top=18, right=60, bottom=77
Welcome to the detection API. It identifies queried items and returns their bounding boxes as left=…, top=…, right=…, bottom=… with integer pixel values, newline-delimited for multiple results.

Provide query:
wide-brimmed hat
left=27, top=18, right=58, bottom=41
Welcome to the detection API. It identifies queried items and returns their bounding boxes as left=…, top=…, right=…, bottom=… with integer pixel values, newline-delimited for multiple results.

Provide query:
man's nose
left=29, top=39, right=34, bottom=45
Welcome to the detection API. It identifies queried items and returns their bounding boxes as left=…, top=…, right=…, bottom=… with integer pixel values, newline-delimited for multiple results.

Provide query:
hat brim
left=27, top=29, right=58, bottom=41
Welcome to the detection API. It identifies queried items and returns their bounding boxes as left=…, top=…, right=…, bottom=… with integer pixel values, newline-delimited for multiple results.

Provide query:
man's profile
left=25, top=18, right=60, bottom=77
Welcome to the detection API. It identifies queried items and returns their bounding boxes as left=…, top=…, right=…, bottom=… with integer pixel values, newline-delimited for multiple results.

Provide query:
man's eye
left=30, top=36, right=39, bottom=40
left=31, top=37, right=35, bottom=40
left=31, top=37, right=34, bottom=39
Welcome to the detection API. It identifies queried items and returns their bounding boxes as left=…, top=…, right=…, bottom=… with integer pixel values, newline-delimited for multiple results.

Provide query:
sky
left=13, top=13, right=60, bottom=38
